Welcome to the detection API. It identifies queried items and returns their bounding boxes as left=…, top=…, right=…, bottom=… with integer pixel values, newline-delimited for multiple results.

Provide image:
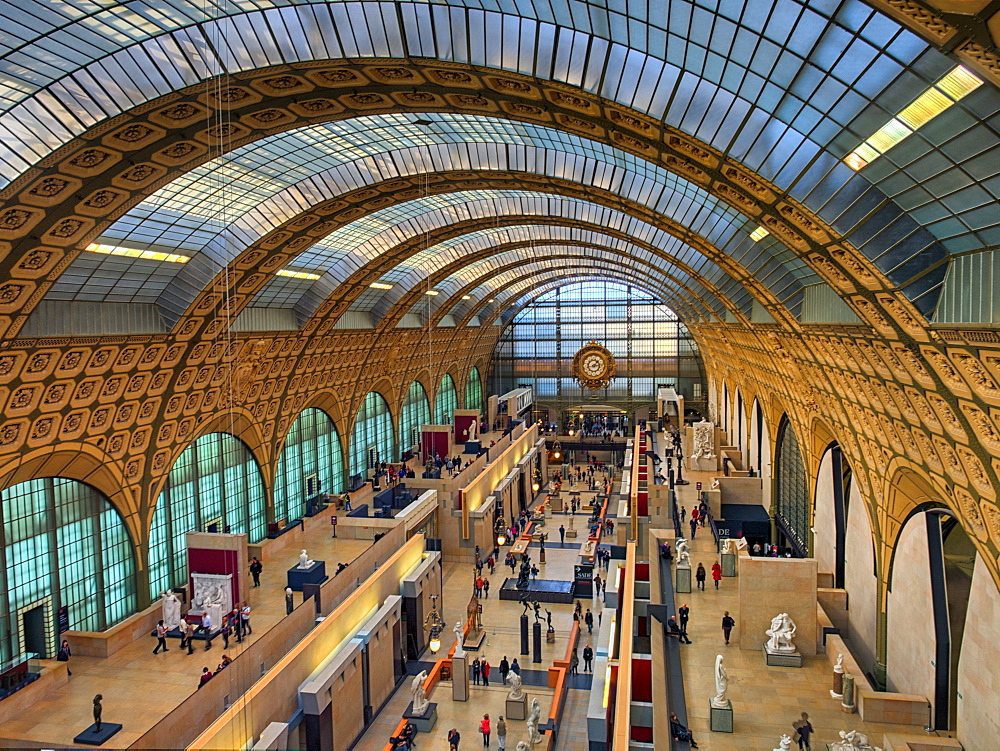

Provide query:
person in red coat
left=711, top=561, right=723, bottom=589
left=481, top=657, right=491, bottom=686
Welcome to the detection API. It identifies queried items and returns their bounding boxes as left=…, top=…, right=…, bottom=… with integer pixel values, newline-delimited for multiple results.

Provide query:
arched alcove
left=0, top=477, right=138, bottom=660
left=148, top=432, right=266, bottom=600
left=275, top=408, right=345, bottom=524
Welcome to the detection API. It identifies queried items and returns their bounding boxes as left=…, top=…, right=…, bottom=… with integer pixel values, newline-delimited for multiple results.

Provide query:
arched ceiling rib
left=384, top=251, right=723, bottom=327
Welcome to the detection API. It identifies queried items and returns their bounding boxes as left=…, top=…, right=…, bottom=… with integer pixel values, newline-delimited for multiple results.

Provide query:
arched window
left=149, top=433, right=266, bottom=599
left=399, top=382, right=430, bottom=456
left=435, top=374, right=457, bottom=424
left=275, top=409, right=344, bottom=523
left=465, top=367, right=484, bottom=411
left=0, top=478, right=136, bottom=660
left=349, top=392, right=395, bottom=478
left=775, top=416, right=809, bottom=554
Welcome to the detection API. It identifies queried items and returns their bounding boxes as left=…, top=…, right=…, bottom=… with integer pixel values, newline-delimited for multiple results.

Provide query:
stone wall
left=956, top=554, right=1000, bottom=750
left=886, top=517, right=936, bottom=705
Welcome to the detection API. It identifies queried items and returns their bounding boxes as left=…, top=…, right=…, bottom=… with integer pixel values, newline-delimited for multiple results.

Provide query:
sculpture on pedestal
left=711, top=654, right=729, bottom=708
left=410, top=670, right=429, bottom=715
left=675, top=538, right=691, bottom=567
left=516, top=742, right=530, bottom=751
left=765, top=613, right=797, bottom=653
left=831, top=653, right=845, bottom=699
left=298, top=550, right=313, bottom=569
left=161, top=591, right=181, bottom=630
left=468, top=419, right=478, bottom=441
left=454, top=621, right=466, bottom=657
left=526, top=718, right=542, bottom=745
left=831, top=729, right=875, bottom=750
left=516, top=558, right=531, bottom=589
left=508, top=673, right=524, bottom=700
left=93, top=694, right=103, bottom=732
left=773, top=733, right=793, bottom=751
left=721, top=538, right=735, bottom=555
left=527, top=698, right=540, bottom=727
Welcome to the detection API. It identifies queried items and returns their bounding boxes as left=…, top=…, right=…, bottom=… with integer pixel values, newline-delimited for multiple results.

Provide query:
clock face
left=582, top=353, right=607, bottom=379
left=572, top=342, right=616, bottom=390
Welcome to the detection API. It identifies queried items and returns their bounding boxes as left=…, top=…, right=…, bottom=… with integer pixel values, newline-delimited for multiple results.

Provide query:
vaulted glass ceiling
left=48, top=116, right=817, bottom=323
left=4, top=0, right=998, bottom=328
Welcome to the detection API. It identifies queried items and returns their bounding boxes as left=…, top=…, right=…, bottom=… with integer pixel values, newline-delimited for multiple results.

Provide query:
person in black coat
left=667, top=615, right=692, bottom=644
left=670, top=713, right=699, bottom=748
left=582, top=644, right=594, bottom=672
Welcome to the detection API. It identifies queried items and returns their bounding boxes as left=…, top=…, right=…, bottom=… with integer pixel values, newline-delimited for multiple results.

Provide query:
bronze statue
left=93, top=694, right=103, bottom=731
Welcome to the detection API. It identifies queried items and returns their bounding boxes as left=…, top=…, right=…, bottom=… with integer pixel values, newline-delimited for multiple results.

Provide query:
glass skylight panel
left=844, top=66, right=984, bottom=170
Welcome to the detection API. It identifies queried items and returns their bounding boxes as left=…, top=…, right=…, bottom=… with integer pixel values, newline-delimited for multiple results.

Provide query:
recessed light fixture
left=369, top=282, right=393, bottom=290
left=462, top=295, right=472, bottom=300
left=425, top=290, right=439, bottom=296
left=749, top=227, right=769, bottom=242
left=844, top=66, right=983, bottom=171
left=85, top=243, right=190, bottom=263
left=277, top=269, right=321, bottom=281
left=488, top=299, right=495, bottom=303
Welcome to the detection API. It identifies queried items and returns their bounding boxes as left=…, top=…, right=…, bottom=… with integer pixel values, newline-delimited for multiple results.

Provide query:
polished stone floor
left=352, top=486, right=606, bottom=750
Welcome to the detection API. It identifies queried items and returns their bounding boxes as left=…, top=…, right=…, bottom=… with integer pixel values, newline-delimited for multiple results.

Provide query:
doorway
left=18, top=599, right=52, bottom=658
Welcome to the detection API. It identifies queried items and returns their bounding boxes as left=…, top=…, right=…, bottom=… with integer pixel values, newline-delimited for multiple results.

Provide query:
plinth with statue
left=462, top=594, right=486, bottom=651
left=762, top=612, right=802, bottom=667
left=505, top=672, right=528, bottom=719
left=286, top=548, right=327, bottom=591
left=708, top=654, right=733, bottom=732
left=675, top=538, right=692, bottom=593
left=402, top=670, right=438, bottom=731
left=73, top=694, right=123, bottom=745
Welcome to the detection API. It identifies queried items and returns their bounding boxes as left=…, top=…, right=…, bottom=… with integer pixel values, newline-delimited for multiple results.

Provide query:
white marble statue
left=299, top=549, right=314, bottom=569
left=410, top=670, right=429, bottom=715
left=527, top=697, right=541, bottom=727
left=692, top=420, right=716, bottom=459
left=835, top=654, right=845, bottom=673
left=161, top=591, right=181, bottom=630
left=712, top=654, right=729, bottom=708
left=190, top=573, right=233, bottom=618
left=765, top=613, right=797, bottom=653
left=526, top=718, right=542, bottom=745
left=721, top=538, right=735, bottom=555
left=773, top=733, right=793, bottom=751
left=675, top=538, right=691, bottom=567
left=516, top=742, right=530, bottom=751
left=453, top=621, right=466, bottom=658
left=468, top=419, right=478, bottom=441
left=830, top=729, right=877, bottom=751
left=508, top=673, right=524, bottom=700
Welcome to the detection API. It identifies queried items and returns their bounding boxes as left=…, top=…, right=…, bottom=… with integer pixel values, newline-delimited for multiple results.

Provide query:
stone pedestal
left=463, top=628, right=486, bottom=652
left=762, top=643, right=802, bottom=667
left=73, top=724, right=123, bottom=746
left=721, top=552, right=736, bottom=577
left=452, top=655, right=469, bottom=702
left=689, top=455, right=717, bottom=472
left=286, top=560, right=327, bottom=591
left=675, top=566, right=692, bottom=593
left=506, top=694, right=528, bottom=720
left=403, top=702, right=438, bottom=732
left=520, top=614, right=529, bottom=656
left=532, top=621, right=542, bottom=663
left=830, top=669, right=844, bottom=699
left=546, top=628, right=556, bottom=644
left=566, top=528, right=578, bottom=538
left=709, top=699, right=733, bottom=732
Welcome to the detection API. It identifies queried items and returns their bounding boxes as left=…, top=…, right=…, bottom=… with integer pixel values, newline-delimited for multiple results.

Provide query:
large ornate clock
left=572, top=341, right=617, bottom=390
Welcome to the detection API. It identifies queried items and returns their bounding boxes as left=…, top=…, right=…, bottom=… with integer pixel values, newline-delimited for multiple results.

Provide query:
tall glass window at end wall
left=0, top=478, right=137, bottom=661
left=399, top=381, right=431, bottom=456
left=349, top=392, right=395, bottom=479
left=275, top=408, right=345, bottom=524
left=489, top=281, right=704, bottom=413
left=148, top=433, right=267, bottom=602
